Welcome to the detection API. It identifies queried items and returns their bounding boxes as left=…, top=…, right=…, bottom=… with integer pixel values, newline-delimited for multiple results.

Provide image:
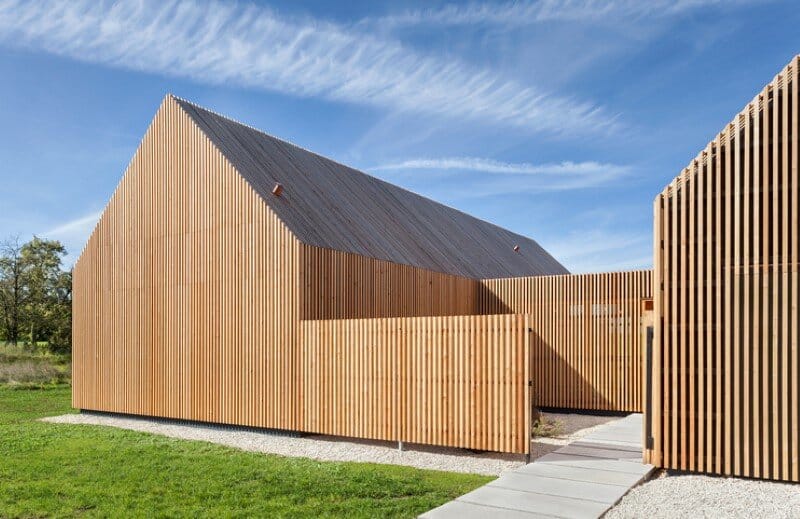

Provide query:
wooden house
left=72, top=95, right=574, bottom=453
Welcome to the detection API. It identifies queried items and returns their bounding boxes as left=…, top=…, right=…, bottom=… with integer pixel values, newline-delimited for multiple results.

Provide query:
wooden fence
left=648, top=56, right=800, bottom=482
left=301, top=314, right=532, bottom=454
left=480, top=271, right=652, bottom=412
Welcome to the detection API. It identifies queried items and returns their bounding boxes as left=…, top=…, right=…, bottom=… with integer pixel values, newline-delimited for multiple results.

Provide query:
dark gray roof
left=175, top=97, right=569, bottom=279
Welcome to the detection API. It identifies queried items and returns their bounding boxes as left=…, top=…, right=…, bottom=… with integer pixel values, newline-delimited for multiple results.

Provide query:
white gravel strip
left=42, top=413, right=523, bottom=476
left=605, top=471, right=800, bottom=518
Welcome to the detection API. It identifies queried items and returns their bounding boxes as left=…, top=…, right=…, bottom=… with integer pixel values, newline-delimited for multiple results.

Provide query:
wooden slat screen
left=300, top=244, right=478, bottom=320
left=72, top=96, right=532, bottom=454
left=73, top=95, right=658, bottom=456
left=301, top=314, right=532, bottom=454
left=648, top=56, right=799, bottom=482
left=72, top=96, right=302, bottom=429
left=480, top=271, right=652, bottom=412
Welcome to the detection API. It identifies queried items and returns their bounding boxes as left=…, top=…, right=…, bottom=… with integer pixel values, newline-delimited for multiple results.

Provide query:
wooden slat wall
left=72, top=96, right=302, bottom=429
left=301, top=314, right=531, bottom=453
left=480, top=271, right=652, bottom=412
left=72, top=95, right=659, bottom=455
left=72, top=96, right=531, bottom=454
left=648, top=56, right=799, bottom=482
left=300, top=244, right=479, bottom=320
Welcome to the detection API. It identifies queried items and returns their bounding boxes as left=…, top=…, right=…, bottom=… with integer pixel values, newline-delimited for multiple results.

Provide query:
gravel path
left=605, top=471, right=800, bottom=518
left=43, top=413, right=522, bottom=476
left=548, top=411, right=620, bottom=436
left=43, top=411, right=625, bottom=476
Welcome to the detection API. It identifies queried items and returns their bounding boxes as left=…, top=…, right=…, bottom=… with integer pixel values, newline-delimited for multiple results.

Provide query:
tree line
left=0, top=236, right=72, bottom=354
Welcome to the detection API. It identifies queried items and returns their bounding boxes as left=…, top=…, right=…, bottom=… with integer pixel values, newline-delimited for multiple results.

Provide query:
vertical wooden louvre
left=72, top=96, right=302, bottom=430
left=72, top=96, right=532, bottom=453
left=73, top=94, right=662, bottom=457
left=301, top=314, right=531, bottom=454
left=480, top=271, right=652, bottom=412
left=648, top=56, right=800, bottom=483
left=300, top=245, right=479, bottom=320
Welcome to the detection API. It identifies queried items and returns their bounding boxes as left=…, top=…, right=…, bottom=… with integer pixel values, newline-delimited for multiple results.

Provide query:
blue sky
left=0, top=0, right=798, bottom=272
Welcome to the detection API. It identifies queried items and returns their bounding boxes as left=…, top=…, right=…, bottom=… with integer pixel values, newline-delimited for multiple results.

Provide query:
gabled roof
left=175, top=96, right=569, bottom=279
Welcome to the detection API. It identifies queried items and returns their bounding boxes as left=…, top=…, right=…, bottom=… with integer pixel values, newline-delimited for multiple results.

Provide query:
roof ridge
left=170, top=94, right=373, bottom=179
left=172, top=94, right=569, bottom=277
left=169, top=94, right=553, bottom=250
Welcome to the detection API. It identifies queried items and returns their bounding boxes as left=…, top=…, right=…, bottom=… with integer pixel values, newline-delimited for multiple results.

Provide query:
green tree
left=19, top=237, right=68, bottom=345
left=0, top=237, right=24, bottom=344
left=0, top=236, right=72, bottom=352
left=46, top=269, right=72, bottom=354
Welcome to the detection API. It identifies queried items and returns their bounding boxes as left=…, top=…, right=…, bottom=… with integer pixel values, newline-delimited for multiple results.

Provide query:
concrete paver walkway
left=421, top=414, right=654, bottom=518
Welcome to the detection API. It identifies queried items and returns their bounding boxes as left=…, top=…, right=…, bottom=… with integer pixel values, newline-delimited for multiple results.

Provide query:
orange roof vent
left=272, top=183, right=284, bottom=196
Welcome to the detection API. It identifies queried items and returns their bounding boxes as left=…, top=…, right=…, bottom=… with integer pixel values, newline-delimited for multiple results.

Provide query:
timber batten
left=73, top=94, right=659, bottom=456
left=648, top=56, right=800, bottom=482
left=72, top=96, right=302, bottom=428
left=301, top=314, right=531, bottom=453
left=72, top=95, right=555, bottom=454
left=300, top=244, right=480, bottom=320
left=480, top=271, right=652, bottom=412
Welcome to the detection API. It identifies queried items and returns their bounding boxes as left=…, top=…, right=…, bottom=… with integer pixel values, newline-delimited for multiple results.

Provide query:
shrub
left=0, top=360, right=65, bottom=384
left=531, top=416, right=565, bottom=438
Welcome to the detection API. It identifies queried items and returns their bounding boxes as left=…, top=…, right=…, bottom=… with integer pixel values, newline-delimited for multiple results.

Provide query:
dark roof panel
left=175, top=97, right=569, bottom=279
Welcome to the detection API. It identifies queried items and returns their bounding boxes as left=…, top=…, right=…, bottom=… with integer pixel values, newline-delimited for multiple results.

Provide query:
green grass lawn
left=0, top=386, right=491, bottom=518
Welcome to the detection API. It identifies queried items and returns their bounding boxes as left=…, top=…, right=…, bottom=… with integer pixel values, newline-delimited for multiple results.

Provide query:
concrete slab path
left=421, top=414, right=654, bottom=519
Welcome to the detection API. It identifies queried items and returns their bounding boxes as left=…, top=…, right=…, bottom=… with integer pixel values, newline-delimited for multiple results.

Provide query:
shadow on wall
left=300, top=255, right=512, bottom=320
left=475, top=283, right=615, bottom=411
left=476, top=275, right=651, bottom=413
left=530, top=329, right=614, bottom=412
left=475, top=282, right=513, bottom=315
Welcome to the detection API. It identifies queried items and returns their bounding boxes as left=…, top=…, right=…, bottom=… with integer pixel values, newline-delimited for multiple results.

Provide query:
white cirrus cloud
left=38, top=210, right=102, bottom=267
left=0, top=0, right=616, bottom=136
left=370, top=157, right=631, bottom=193
left=40, top=211, right=102, bottom=238
left=367, top=0, right=766, bottom=29
left=372, top=157, right=630, bottom=177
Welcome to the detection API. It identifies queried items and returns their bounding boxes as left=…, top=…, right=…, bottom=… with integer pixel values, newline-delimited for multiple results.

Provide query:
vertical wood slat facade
left=300, top=265, right=652, bottom=415
left=73, top=95, right=655, bottom=456
left=301, top=314, right=531, bottom=454
left=72, top=96, right=532, bottom=453
left=300, top=245, right=478, bottom=320
left=72, top=96, right=301, bottom=429
left=648, top=56, right=799, bottom=482
left=480, top=271, right=652, bottom=412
